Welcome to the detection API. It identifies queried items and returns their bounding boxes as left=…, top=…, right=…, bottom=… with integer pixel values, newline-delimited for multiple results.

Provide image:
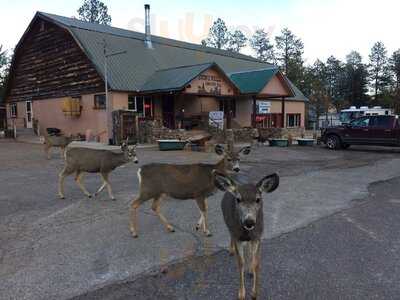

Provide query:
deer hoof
left=167, top=226, right=175, bottom=233
left=205, top=231, right=213, bottom=237
left=251, top=293, right=257, bottom=300
left=132, top=233, right=138, bottom=238
left=59, top=195, right=65, bottom=200
left=111, top=197, right=116, bottom=201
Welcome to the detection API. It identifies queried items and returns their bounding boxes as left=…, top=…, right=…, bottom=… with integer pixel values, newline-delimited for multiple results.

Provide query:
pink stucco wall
left=33, top=93, right=108, bottom=142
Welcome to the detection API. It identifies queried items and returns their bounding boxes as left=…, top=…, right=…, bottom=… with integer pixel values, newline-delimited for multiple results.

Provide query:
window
left=286, top=114, right=301, bottom=128
left=370, top=116, right=393, bottom=128
left=128, top=95, right=137, bottom=111
left=94, top=94, right=106, bottom=109
left=350, top=117, right=370, bottom=127
left=10, top=103, right=17, bottom=118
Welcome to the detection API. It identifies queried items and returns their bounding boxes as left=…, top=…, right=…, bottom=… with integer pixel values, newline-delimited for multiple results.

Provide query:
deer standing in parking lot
left=44, top=135, right=72, bottom=159
left=58, top=142, right=138, bottom=200
left=129, top=144, right=251, bottom=238
left=213, top=170, right=279, bottom=300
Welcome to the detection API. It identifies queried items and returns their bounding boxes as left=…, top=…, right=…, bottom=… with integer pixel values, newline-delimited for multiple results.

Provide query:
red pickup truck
left=321, top=115, right=400, bottom=149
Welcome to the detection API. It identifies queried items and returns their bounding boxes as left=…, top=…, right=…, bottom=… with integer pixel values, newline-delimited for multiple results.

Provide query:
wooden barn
left=4, top=8, right=308, bottom=143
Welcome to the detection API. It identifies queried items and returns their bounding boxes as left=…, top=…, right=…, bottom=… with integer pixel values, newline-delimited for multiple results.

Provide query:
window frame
left=286, top=113, right=301, bottom=128
left=94, top=94, right=106, bottom=110
left=10, top=103, right=17, bottom=118
left=128, top=95, right=137, bottom=111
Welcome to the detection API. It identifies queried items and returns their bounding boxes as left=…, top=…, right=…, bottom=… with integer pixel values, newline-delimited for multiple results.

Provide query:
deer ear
left=212, top=170, right=237, bottom=194
left=215, top=144, right=225, bottom=156
left=257, top=173, right=279, bottom=193
left=239, top=146, right=251, bottom=155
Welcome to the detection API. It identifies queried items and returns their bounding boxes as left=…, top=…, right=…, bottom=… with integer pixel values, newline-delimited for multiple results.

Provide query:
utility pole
left=101, top=39, right=126, bottom=144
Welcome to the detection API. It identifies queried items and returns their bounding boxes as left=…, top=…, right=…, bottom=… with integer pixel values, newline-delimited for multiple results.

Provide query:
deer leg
left=250, top=240, right=261, bottom=300
left=129, top=195, right=150, bottom=238
left=75, top=172, right=92, bottom=198
left=229, top=237, right=235, bottom=256
left=152, top=195, right=175, bottom=233
left=195, top=197, right=211, bottom=237
left=234, top=241, right=246, bottom=300
left=45, top=144, right=51, bottom=159
left=60, top=147, right=65, bottom=159
left=58, top=167, right=70, bottom=199
left=99, top=173, right=115, bottom=200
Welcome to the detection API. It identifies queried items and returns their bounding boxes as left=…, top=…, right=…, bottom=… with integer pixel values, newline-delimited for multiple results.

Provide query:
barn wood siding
left=7, top=19, right=104, bottom=102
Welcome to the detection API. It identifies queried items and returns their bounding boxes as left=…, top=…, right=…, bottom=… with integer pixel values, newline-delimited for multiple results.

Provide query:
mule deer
left=129, top=144, right=251, bottom=238
left=213, top=170, right=279, bottom=300
left=44, top=135, right=72, bottom=159
left=58, top=142, right=138, bottom=200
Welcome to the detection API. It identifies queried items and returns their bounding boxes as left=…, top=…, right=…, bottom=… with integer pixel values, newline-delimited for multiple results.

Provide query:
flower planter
left=297, top=138, right=315, bottom=146
left=157, top=140, right=187, bottom=151
left=269, top=138, right=289, bottom=147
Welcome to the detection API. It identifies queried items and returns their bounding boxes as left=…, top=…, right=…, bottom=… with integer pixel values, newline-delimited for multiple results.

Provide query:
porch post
left=252, top=96, right=257, bottom=127
left=226, top=98, right=232, bottom=129
left=281, top=96, right=286, bottom=128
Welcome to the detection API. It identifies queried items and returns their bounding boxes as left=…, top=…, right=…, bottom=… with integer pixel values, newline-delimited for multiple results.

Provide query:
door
left=343, top=116, right=371, bottom=144
left=25, top=101, right=33, bottom=128
left=369, top=116, right=397, bottom=145
left=162, top=95, right=175, bottom=129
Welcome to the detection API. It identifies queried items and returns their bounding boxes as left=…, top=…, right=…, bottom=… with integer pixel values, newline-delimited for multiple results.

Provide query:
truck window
left=373, top=116, right=393, bottom=128
left=350, top=117, right=370, bottom=127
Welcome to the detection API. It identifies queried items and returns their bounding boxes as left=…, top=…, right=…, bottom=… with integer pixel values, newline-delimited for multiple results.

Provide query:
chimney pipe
left=144, top=4, right=152, bottom=49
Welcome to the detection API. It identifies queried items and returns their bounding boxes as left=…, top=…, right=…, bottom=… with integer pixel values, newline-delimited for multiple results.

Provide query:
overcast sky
left=1, top=0, right=399, bottom=64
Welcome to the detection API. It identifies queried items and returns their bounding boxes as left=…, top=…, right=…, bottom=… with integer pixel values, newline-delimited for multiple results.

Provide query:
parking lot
left=1, top=140, right=400, bottom=300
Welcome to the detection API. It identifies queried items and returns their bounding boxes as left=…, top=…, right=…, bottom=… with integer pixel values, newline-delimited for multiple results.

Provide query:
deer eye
left=256, top=198, right=261, bottom=204
left=236, top=197, right=241, bottom=203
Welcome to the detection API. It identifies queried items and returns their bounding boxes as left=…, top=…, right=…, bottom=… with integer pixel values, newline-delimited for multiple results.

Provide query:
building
left=5, top=8, right=308, bottom=143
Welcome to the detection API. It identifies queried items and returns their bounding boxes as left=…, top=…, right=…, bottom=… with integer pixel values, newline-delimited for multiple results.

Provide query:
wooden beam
left=252, top=96, right=257, bottom=128
left=281, top=97, right=286, bottom=128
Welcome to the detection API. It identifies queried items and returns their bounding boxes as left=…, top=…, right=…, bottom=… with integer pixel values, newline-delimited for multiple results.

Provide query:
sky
left=1, top=0, right=399, bottom=64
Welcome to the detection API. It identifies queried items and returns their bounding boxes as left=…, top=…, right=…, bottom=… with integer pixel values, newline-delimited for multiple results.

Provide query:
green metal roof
left=141, top=63, right=212, bottom=93
left=30, top=12, right=307, bottom=102
left=229, top=68, right=279, bottom=94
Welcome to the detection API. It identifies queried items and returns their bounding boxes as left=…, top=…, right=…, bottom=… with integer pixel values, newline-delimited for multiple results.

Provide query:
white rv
left=339, top=106, right=393, bottom=124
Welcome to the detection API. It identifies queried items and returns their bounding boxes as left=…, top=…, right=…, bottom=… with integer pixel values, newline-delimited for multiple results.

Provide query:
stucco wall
left=259, top=75, right=290, bottom=97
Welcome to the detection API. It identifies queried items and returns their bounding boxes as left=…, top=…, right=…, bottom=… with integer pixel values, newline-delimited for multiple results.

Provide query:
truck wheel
left=326, top=135, right=341, bottom=150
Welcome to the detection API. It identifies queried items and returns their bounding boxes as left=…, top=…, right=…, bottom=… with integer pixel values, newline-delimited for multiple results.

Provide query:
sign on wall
left=209, top=111, right=224, bottom=130
left=184, top=69, right=235, bottom=96
left=257, top=101, right=271, bottom=114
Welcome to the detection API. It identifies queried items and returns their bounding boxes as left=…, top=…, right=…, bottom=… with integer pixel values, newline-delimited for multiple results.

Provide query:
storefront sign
left=257, top=101, right=271, bottom=114
left=184, top=68, right=235, bottom=96
left=209, top=111, right=224, bottom=130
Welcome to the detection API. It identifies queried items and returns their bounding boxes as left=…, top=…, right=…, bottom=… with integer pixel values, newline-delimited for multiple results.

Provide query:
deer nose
left=233, top=167, right=240, bottom=172
left=134, top=158, right=139, bottom=164
left=243, top=219, right=256, bottom=230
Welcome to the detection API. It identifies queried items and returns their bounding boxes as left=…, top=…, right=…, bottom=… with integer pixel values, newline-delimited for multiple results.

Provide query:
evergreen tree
left=226, top=30, right=247, bottom=53
left=389, top=50, right=400, bottom=112
left=368, top=41, right=392, bottom=102
left=0, top=45, right=10, bottom=100
left=344, top=51, right=369, bottom=107
left=201, top=18, right=229, bottom=50
left=325, top=56, right=347, bottom=111
left=249, top=29, right=275, bottom=63
left=275, top=28, right=304, bottom=88
left=78, top=0, right=112, bottom=25
left=303, top=60, right=332, bottom=128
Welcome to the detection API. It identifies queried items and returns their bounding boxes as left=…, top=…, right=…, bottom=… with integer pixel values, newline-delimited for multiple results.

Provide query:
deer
left=44, top=134, right=72, bottom=159
left=129, top=144, right=251, bottom=238
left=58, top=141, right=138, bottom=200
left=213, top=170, right=279, bottom=300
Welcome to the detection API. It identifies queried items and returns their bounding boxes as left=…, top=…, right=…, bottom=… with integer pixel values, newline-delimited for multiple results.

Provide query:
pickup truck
left=321, top=115, right=400, bottom=149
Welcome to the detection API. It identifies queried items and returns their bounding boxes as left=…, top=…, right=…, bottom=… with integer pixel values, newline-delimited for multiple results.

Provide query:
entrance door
left=26, top=101, right=33, bottom=128
left=162, top=95, right=175, bottom=129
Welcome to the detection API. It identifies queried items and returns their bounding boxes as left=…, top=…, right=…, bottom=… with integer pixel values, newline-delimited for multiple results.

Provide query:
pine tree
left=344, top=51, right=369, bottom=107
left=249, top=29, right=275, bottom=63
left=275, top=28, right=304, bottom=88
left=389, top=50, right=400, bottom=112
left=201, top=18, right=229, bottom=50
left=77, top=0, right=112, bottom=25
left=325, top=56, right=347, bottom=111
left=0, top=45, right=10, bottom=100
left=369, top=41, right=392, bottom=102
left=226, top=30, right=247, bottom=53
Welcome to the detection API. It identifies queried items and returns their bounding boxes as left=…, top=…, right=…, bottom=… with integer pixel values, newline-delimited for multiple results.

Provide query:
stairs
left=16, top=128, right=43, bottom=144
